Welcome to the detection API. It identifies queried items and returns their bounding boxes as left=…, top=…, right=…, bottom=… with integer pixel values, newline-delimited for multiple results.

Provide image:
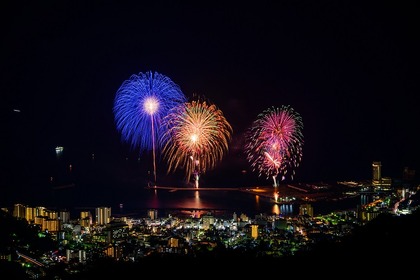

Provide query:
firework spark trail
left=245, top=105, right=303, bottom=186
left=161, top=97, right=233, bottom=188
left=113, top=71, right=187, bottom=184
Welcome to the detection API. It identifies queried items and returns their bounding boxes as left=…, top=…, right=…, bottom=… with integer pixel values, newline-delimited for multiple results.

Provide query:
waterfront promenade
left=146, top=185, right=245, bottom=191
left=145, top=182, right=354, bottom=204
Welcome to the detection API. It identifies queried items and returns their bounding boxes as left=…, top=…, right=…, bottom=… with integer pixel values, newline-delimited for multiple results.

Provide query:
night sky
left=1, top=1, right=418, bottom=195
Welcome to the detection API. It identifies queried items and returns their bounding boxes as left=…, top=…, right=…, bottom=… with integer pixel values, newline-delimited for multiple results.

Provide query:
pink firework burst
left=245, top=105, right=304, bottom=186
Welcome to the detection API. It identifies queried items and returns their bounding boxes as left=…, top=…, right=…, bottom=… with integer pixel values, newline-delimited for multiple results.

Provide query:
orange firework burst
left=161, top=97, right=233, bottom=187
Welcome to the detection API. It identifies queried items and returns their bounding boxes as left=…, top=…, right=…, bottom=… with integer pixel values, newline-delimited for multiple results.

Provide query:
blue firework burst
left=113, top=71, right=187, bottom=154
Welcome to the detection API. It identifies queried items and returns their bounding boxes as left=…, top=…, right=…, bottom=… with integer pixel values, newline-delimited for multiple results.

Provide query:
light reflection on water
left=46, top=183, right=365, bottom=219
left=7, top=156, right=372, bottom=219
left=123, top=188, right=300, bottom=218
left=272, top=204, right=280, bottom=215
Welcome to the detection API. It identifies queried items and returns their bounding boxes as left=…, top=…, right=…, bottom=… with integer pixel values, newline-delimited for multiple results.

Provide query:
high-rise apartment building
left=372, top=161, right=382, bottom=185
left=13, top=203, right=26, bottom=219
left=80, top=211, right=92, bottom=228
left=299, top=204, right=314, bottom=217
left=372, top=161, right=392, bottom=188
left=147, top=209, right=158, bottom=220
left=95, top=207, right=111, bottom=225
left=59, top=210, right=71, bottom=224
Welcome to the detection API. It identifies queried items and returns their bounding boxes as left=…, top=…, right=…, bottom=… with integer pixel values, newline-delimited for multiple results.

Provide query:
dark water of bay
left=1, top=153, right=369, bottom=220
left=36, top=183, right=365, bottom=220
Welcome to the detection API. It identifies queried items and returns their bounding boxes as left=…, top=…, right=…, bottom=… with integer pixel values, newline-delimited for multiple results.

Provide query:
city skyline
left=1, top=2, right=418, bottom=194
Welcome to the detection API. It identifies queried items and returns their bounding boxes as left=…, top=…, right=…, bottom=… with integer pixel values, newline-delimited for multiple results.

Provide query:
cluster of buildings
left=0, top=161, right=418, bottom=278
left=3, top=203, right=357, bottom=265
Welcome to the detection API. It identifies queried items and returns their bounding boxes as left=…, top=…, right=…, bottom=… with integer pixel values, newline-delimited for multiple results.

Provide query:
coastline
left=145, top=182, right=363, bottom=213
